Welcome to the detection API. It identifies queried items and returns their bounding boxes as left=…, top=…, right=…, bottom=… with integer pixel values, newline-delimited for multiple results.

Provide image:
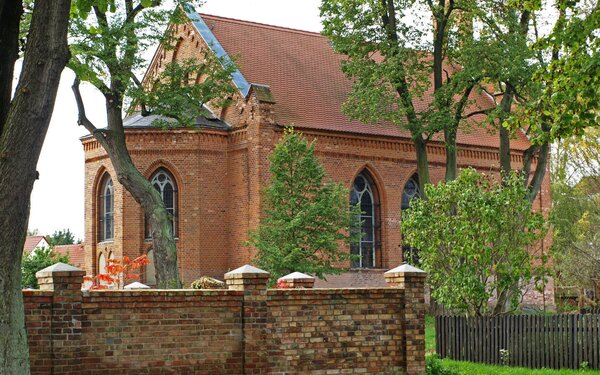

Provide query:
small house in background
left=23, top=236, right=50, bottom=255
left=53, top=244, right=85, bottom=269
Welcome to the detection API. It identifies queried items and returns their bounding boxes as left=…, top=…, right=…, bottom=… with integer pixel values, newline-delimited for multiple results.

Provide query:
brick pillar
left=36, top=263, right=85, bottom=375
left=224, top=265, right=271, bottom=374
left=385, top=263, right=427, bottom=375
left=277, top=272, right=315, bottom=288
left=224, top=264, right=270, bottom=291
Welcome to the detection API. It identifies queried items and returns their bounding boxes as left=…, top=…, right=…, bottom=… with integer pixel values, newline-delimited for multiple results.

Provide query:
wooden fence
left=436, top=314, right=600, bottom=370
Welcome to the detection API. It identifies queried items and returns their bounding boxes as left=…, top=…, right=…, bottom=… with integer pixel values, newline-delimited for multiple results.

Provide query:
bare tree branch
left=71, top=77, right=108, bottom=145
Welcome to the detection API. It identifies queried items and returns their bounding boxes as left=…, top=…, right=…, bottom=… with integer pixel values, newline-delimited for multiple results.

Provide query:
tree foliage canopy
left=551, top=128, right=600, bottom=308
left=402, top=168, right=548, bottom=316
left=248, top=128, right=360, bottom=284
left=21, top=248, right=70, bottom=289
left=47, top=229, right=76, bottom=247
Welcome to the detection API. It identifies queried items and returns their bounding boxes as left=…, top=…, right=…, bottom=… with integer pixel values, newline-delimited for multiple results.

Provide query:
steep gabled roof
left=188, top=11, right=531, bottom=150
left=23, top=236, right=48, bottom=254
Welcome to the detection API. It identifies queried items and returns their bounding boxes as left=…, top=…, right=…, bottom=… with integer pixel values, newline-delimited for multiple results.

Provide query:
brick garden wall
left=23, top=264, right=426, bottom=375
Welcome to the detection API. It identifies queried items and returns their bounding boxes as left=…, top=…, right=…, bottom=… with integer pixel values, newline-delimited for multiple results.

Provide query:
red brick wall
left=257, top=289, right=405, bottom=373
left=23, top=291, right=53, bottom=375
left=23, top=269, right=426, bottom=375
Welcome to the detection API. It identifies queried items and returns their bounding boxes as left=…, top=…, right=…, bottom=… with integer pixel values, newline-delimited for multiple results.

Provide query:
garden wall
left=23, top=263, right=426, bottom=375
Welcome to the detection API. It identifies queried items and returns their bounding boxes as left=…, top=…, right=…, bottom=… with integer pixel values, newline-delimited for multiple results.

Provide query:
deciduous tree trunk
left=101, top=107, right=182, bottom=288
left=72, top=84, right=182, bottom=288
left=0, top=0, right=71, bottom=372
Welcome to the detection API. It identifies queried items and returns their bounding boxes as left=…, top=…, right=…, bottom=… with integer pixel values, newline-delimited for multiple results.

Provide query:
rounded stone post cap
left=384, top=263, right=426, bottom=277
left=277, top=272, right=315, bottom=282
left=36, top=262, right=85, bottom=278
left=224, top=264, right=270, bottom=279
left=124, top=282, right=151, bottom=289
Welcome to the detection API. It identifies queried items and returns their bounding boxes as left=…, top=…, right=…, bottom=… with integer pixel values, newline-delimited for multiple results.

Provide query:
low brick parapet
left=24, top=263, right=426, bottom=374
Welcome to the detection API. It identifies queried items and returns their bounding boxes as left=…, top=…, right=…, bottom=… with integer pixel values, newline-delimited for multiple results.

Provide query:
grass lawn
left=436, top=359, right=600, bottom=374
left=425, top=315, right=600, bottom=374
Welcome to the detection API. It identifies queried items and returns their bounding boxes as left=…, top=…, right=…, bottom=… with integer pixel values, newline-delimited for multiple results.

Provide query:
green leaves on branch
left=247, top=128, right=360, bottom=284
left=21, top=248, right=70, bottom=289
left=401, top=168, right=548, bottom=316
left=129, top=53, right=237, bottom=127
left=509, top=0, right=599, bottom=143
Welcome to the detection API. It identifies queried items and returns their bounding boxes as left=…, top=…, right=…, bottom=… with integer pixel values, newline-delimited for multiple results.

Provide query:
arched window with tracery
left=145, top=169, right=178, bottom=238
left=402, top=174, right=421, bottom=263
left=350, top=171, right=381, bottom=268
left=99, top=173, right=114, bottom=241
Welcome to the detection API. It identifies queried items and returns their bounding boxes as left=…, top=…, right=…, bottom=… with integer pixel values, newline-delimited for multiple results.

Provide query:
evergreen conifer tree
left=248, top=128, right=359, bottom=284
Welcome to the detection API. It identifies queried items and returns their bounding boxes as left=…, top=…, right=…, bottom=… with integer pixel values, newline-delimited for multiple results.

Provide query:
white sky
left=27, top=0, right=323, bottom=241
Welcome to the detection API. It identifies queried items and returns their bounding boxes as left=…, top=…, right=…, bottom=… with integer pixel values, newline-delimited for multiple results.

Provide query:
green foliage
left=21, top=248, right=69, bottom=289
left=248, top=128, right=360, bottom=284
left=513, top=0, right=599, bottom=143
left=130, top=55, right=236, bottom=127
left=427, top=354, right=461, bottom=375
left=47, top=229, right=76, bottom=247
left=550, top=129, right=600, bottom=307
left=319, top=0, right=493, bottom=137
left=69, top=2, right=235, bottom=126
left=402, top=168, right=547, bottom=316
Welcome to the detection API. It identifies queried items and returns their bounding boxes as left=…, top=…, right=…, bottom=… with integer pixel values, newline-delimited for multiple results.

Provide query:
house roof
left=123, top=113, right=229, bottom=130
left=193, top=13, right=531, bottom=151
left=53, top=244, right=85, bottom=269
left=23, top=236, right=48, bottom=254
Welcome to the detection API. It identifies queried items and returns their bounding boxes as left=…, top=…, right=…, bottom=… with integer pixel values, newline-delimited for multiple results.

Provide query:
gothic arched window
left=402, top=174, right=421, bottom=263
left=145, top=169, right=178, bottom=238
left=99, top=174, right=114, bottom=241
left=350, top=172, right=380, bottom=268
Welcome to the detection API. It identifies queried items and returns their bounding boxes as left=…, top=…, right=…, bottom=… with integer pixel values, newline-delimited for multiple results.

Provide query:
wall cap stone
left=224, top=264, right=270, bottom=279
left=384, top=263, right=426, bottom=276
left=124, top=282, right=151, bottom=289
left=36, top=262, right=85, bottom=278
left=278, top=272, right=314, bottom=281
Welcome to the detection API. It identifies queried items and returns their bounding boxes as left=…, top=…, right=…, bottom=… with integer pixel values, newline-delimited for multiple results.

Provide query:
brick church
left=82, top=9, right=552, bottom=302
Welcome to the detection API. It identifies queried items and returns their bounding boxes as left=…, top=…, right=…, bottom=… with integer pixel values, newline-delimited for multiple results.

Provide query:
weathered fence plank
left=436, top=314, right=600, bottom=370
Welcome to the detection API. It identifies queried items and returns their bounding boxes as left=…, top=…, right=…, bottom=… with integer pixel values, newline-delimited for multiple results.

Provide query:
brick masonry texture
left=24, top=267, right=427, bottom=375
left=82, top=14, right=554, bottom=306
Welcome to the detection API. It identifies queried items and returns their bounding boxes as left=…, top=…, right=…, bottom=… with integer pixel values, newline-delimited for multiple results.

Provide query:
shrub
left=21, top=248, right=69, bottom=289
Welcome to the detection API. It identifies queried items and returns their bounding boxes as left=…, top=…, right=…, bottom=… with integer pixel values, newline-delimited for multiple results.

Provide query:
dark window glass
left=402, top=175, right=421, bottom=263
left=350, top=172, right=380, bottom=268
left=402, top=177, right=420, bottom=210
left=146, top=169, right=178, bottom=238
left=99, top=174, right=114, bottom=241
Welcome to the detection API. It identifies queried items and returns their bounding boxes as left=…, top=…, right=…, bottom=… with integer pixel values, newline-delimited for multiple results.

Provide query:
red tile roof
left=23, top=236, right=49, bottom=254
left=53, top=244, right=85, bottom=269
left=201, top=14, right=531, bottom=150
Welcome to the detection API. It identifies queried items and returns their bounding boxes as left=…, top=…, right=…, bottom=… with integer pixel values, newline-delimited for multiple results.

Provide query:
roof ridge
left=199, top=13, right=325, bottom=38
